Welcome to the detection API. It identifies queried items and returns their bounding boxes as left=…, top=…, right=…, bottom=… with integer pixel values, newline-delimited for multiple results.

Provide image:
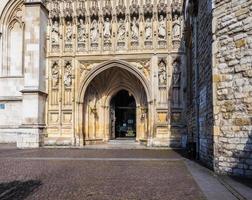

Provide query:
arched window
left=8, top=20, right=23, bottom=76
left=0, top=0, right=24, bottom=77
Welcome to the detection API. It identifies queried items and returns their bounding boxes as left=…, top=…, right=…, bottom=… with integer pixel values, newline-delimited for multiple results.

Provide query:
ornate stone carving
left=64, top=61, right=73, bottom=87
left=130, top=60, right=151, bottom=78
left=158, top=59, right=167, bottom=86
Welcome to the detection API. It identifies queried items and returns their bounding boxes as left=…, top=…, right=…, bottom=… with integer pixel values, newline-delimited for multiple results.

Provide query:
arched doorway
left=77, top=60, right=152, bottom=146
left=110, top=90, right=136, bottom=139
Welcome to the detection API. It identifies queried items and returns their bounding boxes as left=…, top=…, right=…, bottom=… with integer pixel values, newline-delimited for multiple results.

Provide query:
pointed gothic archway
left=77, top=60, right=152, bottom=146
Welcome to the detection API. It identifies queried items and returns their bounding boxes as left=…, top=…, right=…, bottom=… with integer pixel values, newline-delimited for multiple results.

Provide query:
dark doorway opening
left=110, top=90, right=136, bottom=139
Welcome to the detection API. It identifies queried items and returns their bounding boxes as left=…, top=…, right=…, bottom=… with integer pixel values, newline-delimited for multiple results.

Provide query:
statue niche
left=158, top=59, right=167, bottom=86
left=103, top=16, right=112, bottom=49
left=172, top=59, right=181, bottom=107
left=172, top=14, right=181, bottom=39
left=90, top=16, right=99, bottom=48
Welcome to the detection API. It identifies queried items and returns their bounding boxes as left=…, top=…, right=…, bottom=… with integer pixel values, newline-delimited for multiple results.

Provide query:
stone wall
left=212, top=0, right=252, bottom=177
left=185, top=0, right=214, bottom=168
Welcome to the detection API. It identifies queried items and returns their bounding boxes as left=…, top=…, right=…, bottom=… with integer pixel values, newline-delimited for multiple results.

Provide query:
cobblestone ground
left=0, top=149, right=205, bottom=200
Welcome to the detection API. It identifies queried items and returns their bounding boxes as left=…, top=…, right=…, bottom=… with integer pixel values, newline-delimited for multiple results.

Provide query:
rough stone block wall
left=213, top=0, right=252, bottom=177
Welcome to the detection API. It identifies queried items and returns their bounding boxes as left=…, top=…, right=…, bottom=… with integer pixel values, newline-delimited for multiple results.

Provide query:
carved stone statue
left=51, top=20, right=60, bottom=44
left=65, top=21, right=72, bottom=42
left=158, top=60, right=167, bottom=85
left=145, top=17, right=152, bottom=40
left=172, top=59, right=181, bottom=107
left=64, top=62, right=72, bottom=87
left=78, top=18, right=86, bottom=42
left=172, top=60, right=181, bottom=87
left=173, top=14, right=181, bottom=38
left=158, top=15, right=166, bottom=40
left=131, top=17, right=139, bottom=41
left=91, top=19, right=99, bottom=43
left=117, top=17, right=126, bottom=41
left=104, top=17, right=111, bottom=40
left=52, top=62, right=59, bottom=87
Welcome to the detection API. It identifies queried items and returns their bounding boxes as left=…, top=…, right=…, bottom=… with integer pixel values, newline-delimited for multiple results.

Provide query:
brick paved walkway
left=0, top=149, right=205, bottom=200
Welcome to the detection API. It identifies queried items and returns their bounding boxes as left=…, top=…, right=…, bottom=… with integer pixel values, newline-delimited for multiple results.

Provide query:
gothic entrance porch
left=110, top=90, right=137, bottom=139
left=78, top=62, right=150, bottom=146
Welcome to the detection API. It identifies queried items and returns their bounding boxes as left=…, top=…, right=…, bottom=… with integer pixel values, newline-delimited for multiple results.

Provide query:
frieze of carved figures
left=64, top=62, right=73, bottom=87
left=77, top=18, right=86, bottom=43
left=145, top=17, right=152, bottom=41
left=51, top=62, right=60, bottom=87
left=158, top=15, right=166, bottom=40
left=51, top=20, right=60, bottom=44
left=172, top=14, right=181, bottom=39
left=90, top=19, right=99, bottom=44
left=158, top=59, right=167, bottom=85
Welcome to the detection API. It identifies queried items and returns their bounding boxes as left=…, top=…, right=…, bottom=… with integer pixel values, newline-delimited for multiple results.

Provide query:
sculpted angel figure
left=90, top=19, right=99, bottom=43
left=131, top=17, right=139, bottom=41
left=51, top=20, right=60, bottom=44
left=66, top=21, right=72, bottom=42
left=117, top=17, right=126, bottom=41
left=104, top=18, right=111, bottom=40
left=158, top=15, right=166, bottom=40
left=145, top=17, right=152, bottom=40
left=77, top=18, right=86, bottom=43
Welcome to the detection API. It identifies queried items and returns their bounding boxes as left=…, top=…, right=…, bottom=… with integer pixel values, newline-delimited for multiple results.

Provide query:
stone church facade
left=0, top=0, right=251, bottom=177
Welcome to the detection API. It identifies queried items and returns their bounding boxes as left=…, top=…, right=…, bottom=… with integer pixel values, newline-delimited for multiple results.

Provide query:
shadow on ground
left=0, top=180, right=42, bottom=200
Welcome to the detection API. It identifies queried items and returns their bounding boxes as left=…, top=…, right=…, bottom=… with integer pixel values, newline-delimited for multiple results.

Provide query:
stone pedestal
left=18, top=1, right=48, bottom=148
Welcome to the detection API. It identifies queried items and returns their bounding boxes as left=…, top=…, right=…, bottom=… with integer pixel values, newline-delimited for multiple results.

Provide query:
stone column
left=18, top=0, right=48, bottom=148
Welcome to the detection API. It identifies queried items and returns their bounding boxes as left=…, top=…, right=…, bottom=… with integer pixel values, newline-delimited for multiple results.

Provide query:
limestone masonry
left=0, top=0, right=251, bottom=177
